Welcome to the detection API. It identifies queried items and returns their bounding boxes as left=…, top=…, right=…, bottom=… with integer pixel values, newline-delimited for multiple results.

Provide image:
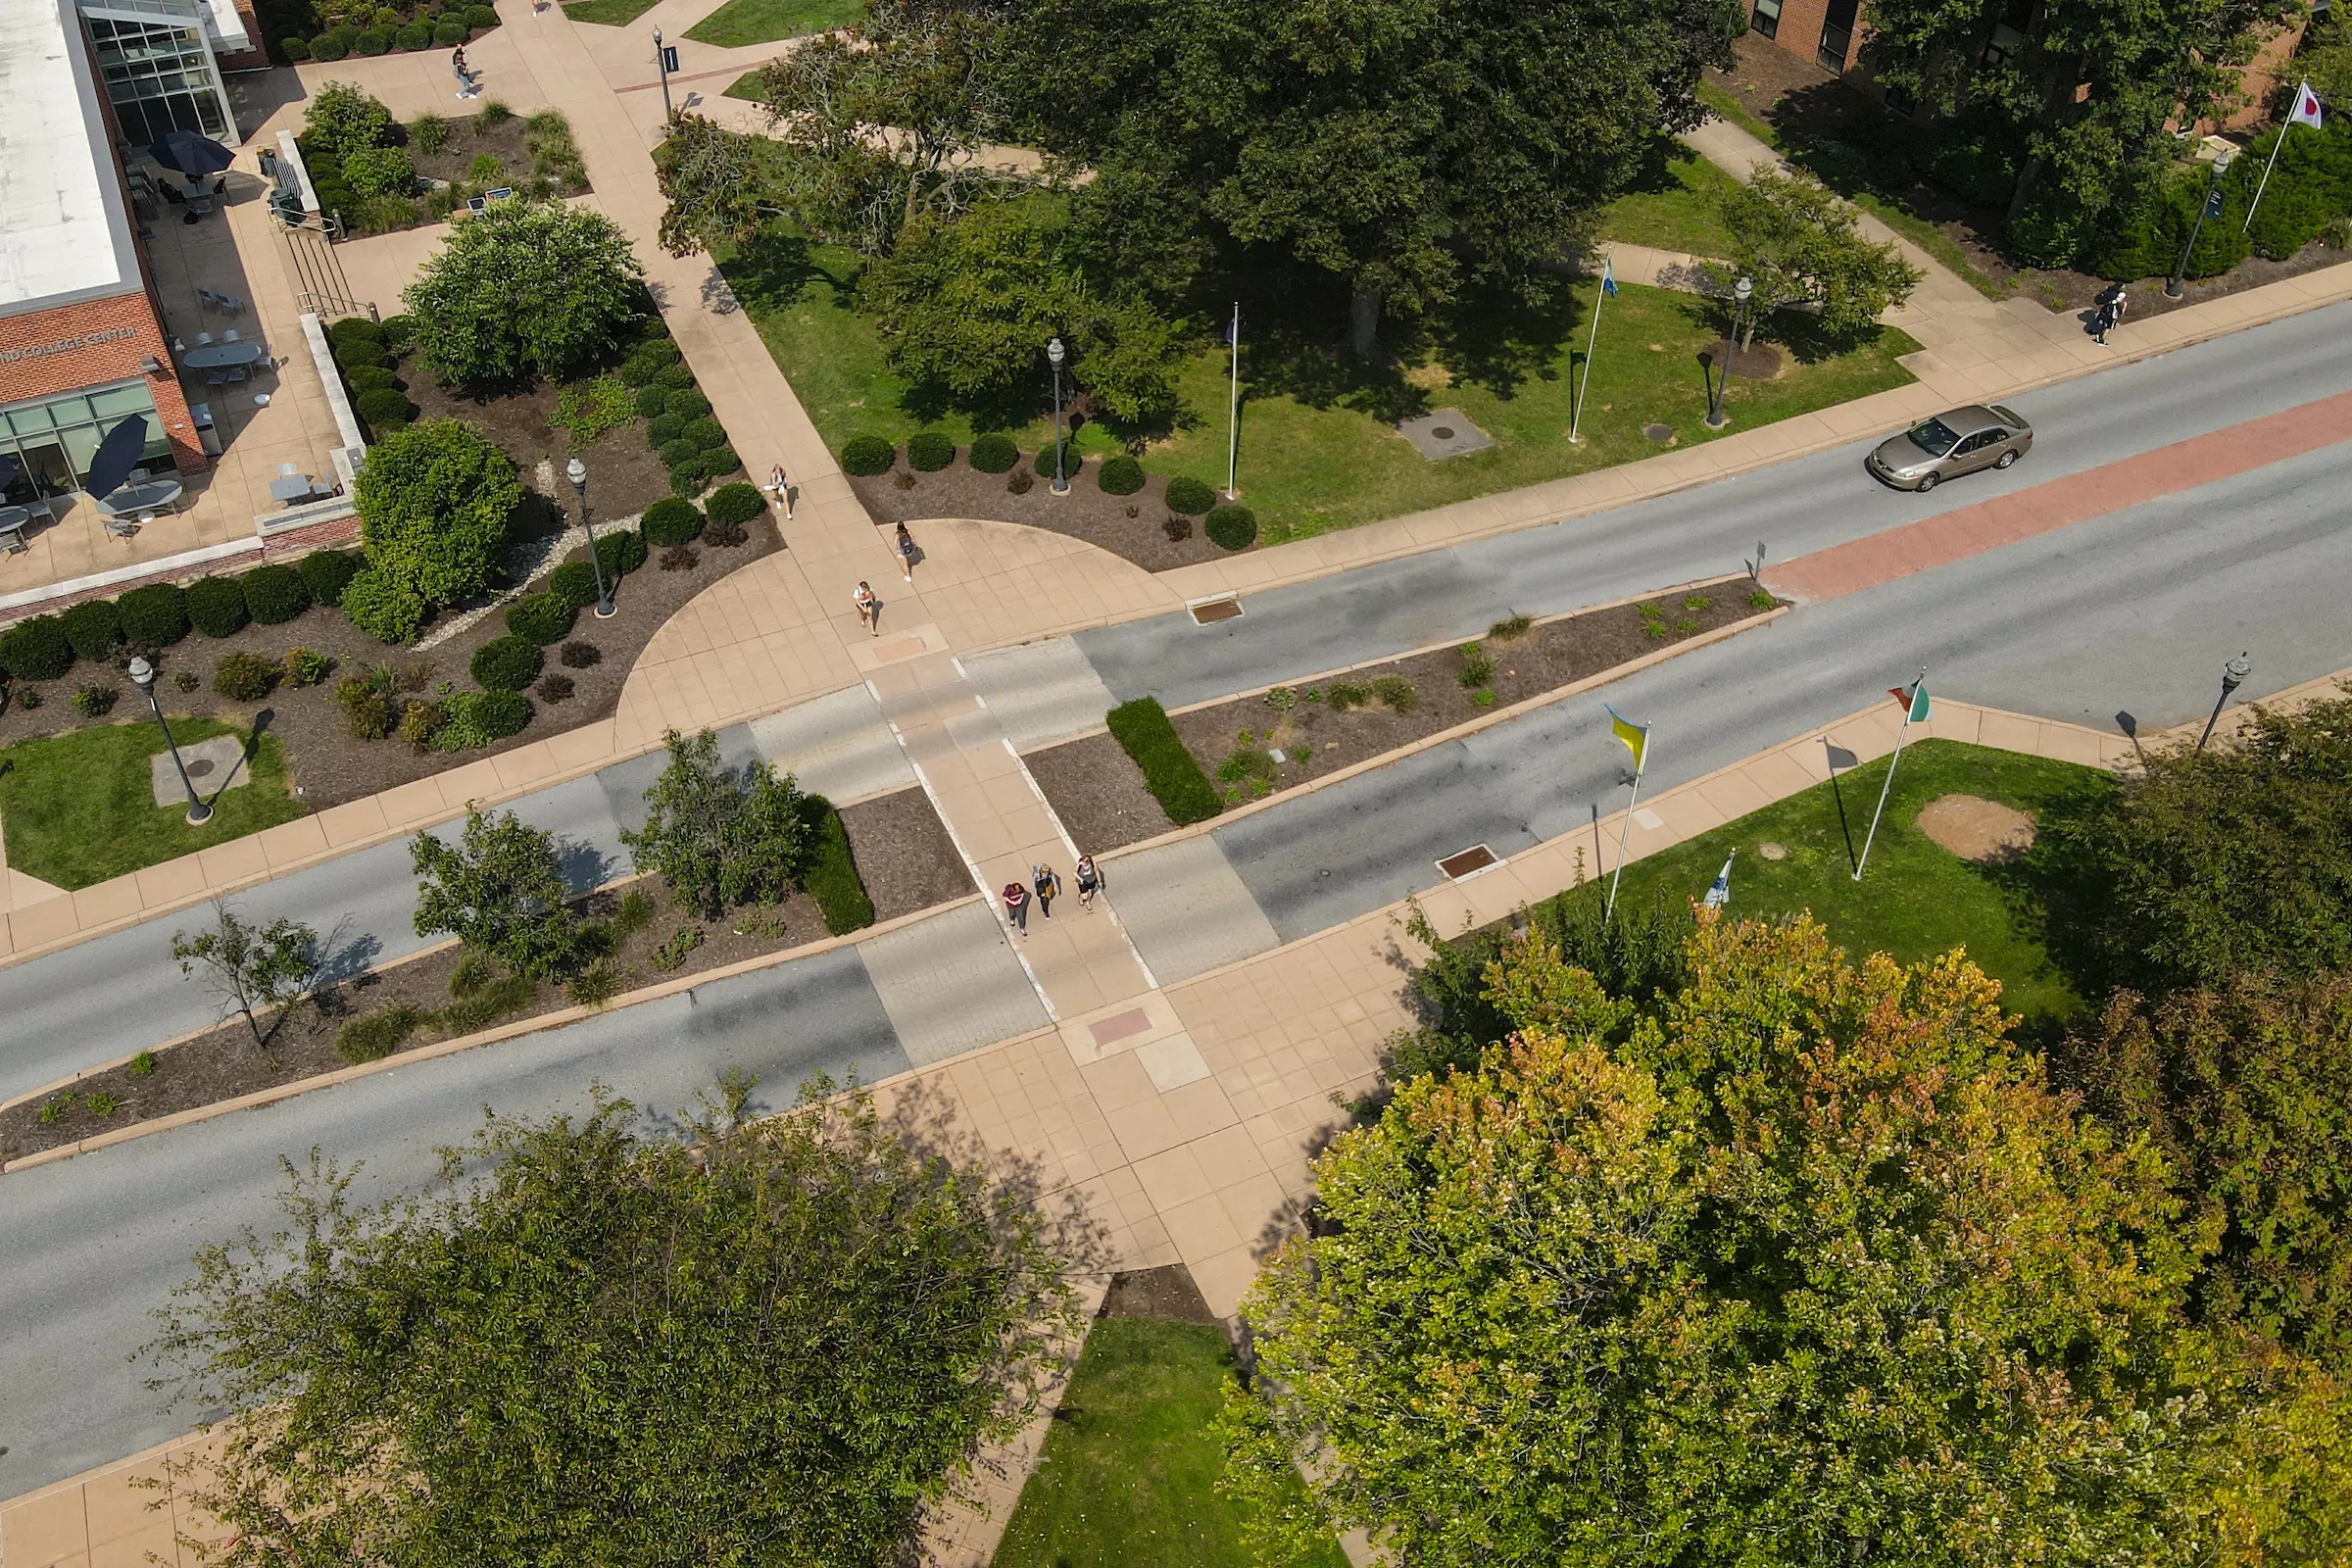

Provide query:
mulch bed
left=0, top=511, right=780, bottom=815
left=403, top=351, right=675, bottom=522
left=847, top=451, right=1246, bottom=573
left=407, top=113, right=588, bottom=199
left=1029, top=584, right=1779, bottom=855
left=0, top=784, right=967, bottom=1164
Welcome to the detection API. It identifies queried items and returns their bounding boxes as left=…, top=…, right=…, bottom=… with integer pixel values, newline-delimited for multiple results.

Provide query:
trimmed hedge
left=343, top=365, right=400, bottom=395
left=968, top=432, right=1018, bottom=473
left=341, top=566, right=427, bottom=644
left=1105, top=696, right=1220, bottom=825
left=633, top=385, right=669, bottom=420
left=658, top=437, right=700, bottom=470
left=297, top=548, right=363, bottom=607
left=469, top=634, right=544, bottom=692
left=840, top=435, right=896, bottom=476
left=185, top=576, right=250, bottom=638
left=354, top=386, right=414, bottom=432
left=1164, top=475, right=1215, bottom=515
left=668, top=462, right=710, bottom=499
left=1205, top=503, right=1257, bottom=551
left=1033, top=444, right=1076, bottom=479
left=61, top=599, right=122, bottom=662
left=642, top=497, right=704, bottom=547
left=465, top=5, right=499, bottom=28
left=654, top=364, right=698, bottom=394
left=596, top=528, right=648, bottom=578
left=0, top=615, right=74, bottom=682
left=506, top=591, right=576, bottom=645
left=702, top=445, right=741, bottom=478
left=906, top=431, right=956, bottom=471
left=799, top=795, right=875, bottom=935
left=706, top=481, right=764, bottom=526
left=118, top=582, right=189, bottom=646
left=620, top=340, right=680, bottom=386
left=241, top=563, right=312, bottom=624
left=1098, top=454, right=1146, bottom=495
left=547, top=560, right=604, bottom=612
left=433, top=18, right=468, bottom=44
left=680, top=416, right=725, bottom=453
left=645, top=412, right=684, bottom=447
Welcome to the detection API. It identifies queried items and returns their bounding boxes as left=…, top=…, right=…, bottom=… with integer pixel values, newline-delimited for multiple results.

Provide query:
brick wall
left=0, top=295, right=206, bottom=478
left=210, top=0, right=271, bottom=72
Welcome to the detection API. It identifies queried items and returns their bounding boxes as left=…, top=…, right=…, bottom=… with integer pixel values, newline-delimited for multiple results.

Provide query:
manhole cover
left=1396, top=407, right=1494, bottom=461
left=185, top=758, right=216, bottom=778
left=1437, top=844, right=1499, bottom=880
left=1643, top=423, right=1675, bottom=443
left=1190, top=596, right=1244, bottom=624
left=1430, top=426, right=1455, bottom=440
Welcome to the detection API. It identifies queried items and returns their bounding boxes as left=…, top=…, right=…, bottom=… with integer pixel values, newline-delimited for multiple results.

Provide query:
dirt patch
left=401, top=351, right=677, bottom=522
left=1710, top=339, right=1786, bottom=379
left=0, top=786, right=961, bottom=1163
left=847, top=451, right=1241, bottom=573
left=1031, top=584, right=1780, bottom=855
left=407, top=112, right=589, bottom=200
left=1915, top=793, right=2036, bottom=863
left=1100, top=1263, right=1218, bottom=1324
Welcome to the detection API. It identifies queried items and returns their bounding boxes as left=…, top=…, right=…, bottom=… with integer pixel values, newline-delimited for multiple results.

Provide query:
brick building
left=0, top=0, right=268, bottom=503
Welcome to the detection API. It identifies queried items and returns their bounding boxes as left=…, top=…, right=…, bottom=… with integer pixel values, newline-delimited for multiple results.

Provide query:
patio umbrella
left=0, top=454, right=18, bottom=494
left=149, top=129, right=234, bottom=178
left=84, top=416, right=150, bottom=501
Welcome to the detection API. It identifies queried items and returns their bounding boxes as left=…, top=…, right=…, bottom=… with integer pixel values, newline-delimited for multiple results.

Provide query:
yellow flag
left=1606, top=704, right=1648, bottom=773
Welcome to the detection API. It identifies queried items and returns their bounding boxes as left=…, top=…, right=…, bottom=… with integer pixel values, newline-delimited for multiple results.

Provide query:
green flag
left=1889, top=679, right=1930, bottom=724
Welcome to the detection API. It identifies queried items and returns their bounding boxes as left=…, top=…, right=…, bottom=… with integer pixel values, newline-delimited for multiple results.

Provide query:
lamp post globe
left=567, top=456, right=615, bottom=618
left=1046, top=335, right=1069, bottom=495
left=2197, top=650, right=2253, bottom=752
left=1706, top=277, right=1752, bottom=430
left=130, top=654, right=212, bottom=824
left=2168, top=147, right=2236, bottom=299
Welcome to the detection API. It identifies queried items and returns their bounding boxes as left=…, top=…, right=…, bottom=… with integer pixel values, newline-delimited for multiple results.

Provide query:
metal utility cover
left=1437, top=844, right=1500, bottom=880
left=1397, top=408, right=1494, bottom=460
left=1190, top=596, right=1244, bottom=624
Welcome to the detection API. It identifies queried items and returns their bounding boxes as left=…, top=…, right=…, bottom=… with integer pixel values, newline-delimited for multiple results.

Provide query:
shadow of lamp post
left=129, top=655, right=211, bottom=825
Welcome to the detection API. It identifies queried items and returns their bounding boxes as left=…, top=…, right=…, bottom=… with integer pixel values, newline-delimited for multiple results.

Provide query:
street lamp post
left=2168, top=147, right=2236, bottom=299
left=129, top=656, right=211, bottom=825
left=1705, top=276, right=1753, bottom=429
left=652, top=26, right=673, bottom=121
left=566, top=456, right=616, bottom=618
left=2195, top=651, right=2252, bottom=752
left=1045, top=336, right=1068, bottom=495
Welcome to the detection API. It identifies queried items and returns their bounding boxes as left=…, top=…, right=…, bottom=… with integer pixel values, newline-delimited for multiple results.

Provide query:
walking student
left=1003, top=879, right=1029, bottom=936
left=768, top=463, right=792, bottom=518
left=1073, top=853, right=1101, bottom=911
left=452, top=45, right=476, bottom=99
left=895, top=521, right=916, bottom=583
left=853, top=580, right=878, bottom=635
left=1032, top=861, right=1061, bottom=918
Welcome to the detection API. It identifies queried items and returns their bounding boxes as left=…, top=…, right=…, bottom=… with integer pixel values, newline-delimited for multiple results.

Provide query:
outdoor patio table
left=96, top=480, right=183, bottom=517
left=0, top=506, right=30, bottom=553
left=181, top=342, right=265, bottom=369
left=269, top=474, right=320, bottom=504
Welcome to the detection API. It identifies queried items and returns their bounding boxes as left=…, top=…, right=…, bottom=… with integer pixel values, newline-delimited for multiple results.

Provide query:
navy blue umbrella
left=149, top=129, right=234, bottom=177
left=84, top=416, right=150, bottom=501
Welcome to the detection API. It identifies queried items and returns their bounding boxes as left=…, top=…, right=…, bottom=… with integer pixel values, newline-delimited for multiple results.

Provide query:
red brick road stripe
left=1762, top=390, right=2352, bottom=603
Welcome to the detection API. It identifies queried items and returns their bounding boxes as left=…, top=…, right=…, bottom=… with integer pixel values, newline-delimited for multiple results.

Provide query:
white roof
left=0, top=0, right=141, bottom=318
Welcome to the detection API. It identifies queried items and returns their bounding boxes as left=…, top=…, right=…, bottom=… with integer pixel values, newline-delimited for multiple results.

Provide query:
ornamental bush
left=469, top=634, right=544, bottom=692
left=596, top=528, right=648, bottom=578
left=337, top=670, right=398, bottom=739
left=653, top=364, right=698, bottom=394
left=433, top=18, right=468, bottom=44
left=705, top=482, right=763, bottom=527
left=432, top=687, right=532, bottom=751
left=663, top=389, right=711, bottom=424
left=341, top=566, right=428, bottom=644
left=506, top=591, right=576, bottom=645
left=240, top=563, right=313, bottom=624
left=620, top=340, right=679, bottom=386
left=668, top=462, right=709, bottom=499
left=353, top=28, right=389, bottom=55
left=354, top=418, right=519, bottom=620
left=681, top=416, right=726, bottom=454
left=395, top=20, right=430, bottom=48
left=61, top=599, right=122, bottom=662
left=801, top=796, right=875, bottom=934
left=658, top=437, right=700, bottom=471
left=702, top=445, right=741, bottom=478
left=343, top=366, right=400, bottom=396
left=634, top=385, right=669, bottom=420
left=297, top=548, right=363, bottom=607
left=0, top=615, right=74, bottom=681
left=645, top=412, right=687, bottom=448
left=840, top=435, right=895, bottom=476
left=1097, top=454, right=1145, bottom=495
left=1163, top=475, right=1214, bottom=515
left=117, top=582, right=189, bottom=646
left=403, top=201, right=645, bottom=388
left=641, top=497, right=704, bottom=547
left=309, top=32, right=347, bottom=59
left=214, top=650, right=281, bottom=702
left=906, top=431, right=956, bottom=471
left=1105, top=696, right=1220, bottom=825
left=967, top=433, right=1018, bottom=472
left=355, top=387, right=415, bottom=433
left=186, top=576, right=250, bottom=638
left=343, top=145, right=416, bottom=198
left=1204, top=503, right=1257, bottom=551
left=465, top=4, right=498, bottom=27
left=547, top=560, right=604, bottom=612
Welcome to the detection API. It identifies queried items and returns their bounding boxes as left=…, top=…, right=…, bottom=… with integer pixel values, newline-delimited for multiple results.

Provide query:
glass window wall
left=0, top=382, right=171, bottom=504
left=81, top=5, right=233, bottom=147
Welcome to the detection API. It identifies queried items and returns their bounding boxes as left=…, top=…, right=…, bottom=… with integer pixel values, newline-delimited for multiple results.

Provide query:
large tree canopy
left=1222, top=917, right=2352, bottom=1567
left=404, top=200, right=646, bottom=388
left=1004, top=0, right=1735, bottom=350
left=145, top=1081, right=1082, bottom=1568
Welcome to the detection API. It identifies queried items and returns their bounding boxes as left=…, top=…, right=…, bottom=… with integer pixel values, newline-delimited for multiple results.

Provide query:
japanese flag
left=2290, top=79, right=2324, bottom=129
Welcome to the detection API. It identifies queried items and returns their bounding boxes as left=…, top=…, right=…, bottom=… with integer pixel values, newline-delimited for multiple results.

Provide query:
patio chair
left=197, top=288, right=219, bottom=312
left=277, top=461, right=300, bottom=477
left=105, top=514, right=142, bottom=539
left=193, top=330, right=213, bottom=349
left=219, top=293, right=246, bottom=315
left=221, top=328, right=239, bottom=343
left=205, top=368, right=229, bottom=388
left=224, top=367, right=249, bottom=384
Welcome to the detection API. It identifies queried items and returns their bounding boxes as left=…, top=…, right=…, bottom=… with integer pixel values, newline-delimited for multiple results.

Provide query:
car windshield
left=1907, top=416, right=1962, bottom=457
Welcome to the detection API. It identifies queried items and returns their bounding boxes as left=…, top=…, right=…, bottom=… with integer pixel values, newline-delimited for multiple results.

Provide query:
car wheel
left=1915, top=471, right=1939, bottom=493
left=1994, top=449, right=2019, bottom=469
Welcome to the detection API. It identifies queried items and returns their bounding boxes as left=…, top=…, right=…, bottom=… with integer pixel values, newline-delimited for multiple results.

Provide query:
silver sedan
left=1866, top=404, right=2034, bottom=492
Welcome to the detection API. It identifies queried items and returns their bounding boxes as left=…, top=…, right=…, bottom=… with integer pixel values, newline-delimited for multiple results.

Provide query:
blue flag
left=1600, top=256, right=1618, bottom=298
left=1702, top=851, right=1734, bottom=911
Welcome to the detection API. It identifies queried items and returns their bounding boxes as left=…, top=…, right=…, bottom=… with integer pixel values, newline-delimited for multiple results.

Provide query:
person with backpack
left=1073, top=854, right=1102, bottom=912
left=1032, top=861, right=1062, bottom=918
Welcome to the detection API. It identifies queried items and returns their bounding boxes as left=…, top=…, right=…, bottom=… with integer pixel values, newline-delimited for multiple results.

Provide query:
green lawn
left=1573, top=739, right=2114, bottom=1033
left=724, top=68, right=765, bottom=100
left=684, top=0, right=858, bottom=46
left=993, top=1316, right=1349, bottom=1568
left=562, top=0, right=662, bottom=25
left=1596, top=136, right=1743, bottom=256
left=0, top=717, right=305, bottom=890
left=721, top=227, right=1919, bottom=545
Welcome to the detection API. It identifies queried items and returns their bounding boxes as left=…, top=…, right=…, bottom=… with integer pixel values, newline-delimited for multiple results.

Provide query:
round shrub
left=645, top=413, right=685, bottom=447
left=841, top=435, right=896, bottom=476
left=343, top=365, right=400, bottom=396
left=1164, top=475, right=1215, bottom=515
left=505, top=591, right=576, bottom=645
left=465, top=4, right=498, bottom=26
left=469, top=634, right=543, bottom=692
left=1033, top=444, right=1078, bottom=478
left=642, top=496, right=704, bottom=547
left=663, top=388, right=711, bottom=422
left=434, top=17, right=468, bottom=43
left=658, top=437, right=701, bottom=471
left=702, top=445, right=741, bottom=477
left=117, top=582, right=188, bottom=646
left=681, top=416, right=725, bottom=453
left=297, top=548, right=363, bottom=608
left=595, top=528, right=648, bottom=578
left=378, top=315, right=415, bottom=353
left=185, top=576, right=250, bottom=638
left=0, top=615, right=74, bottom=681
left=310, top=31, right=348, bottom=59
left=342, top=566, right=427, bottom=644
left=705, top=481, right=764, bottom=527
left=281, top=35, right=311, bottom=60
left=61, top=599, right=122, bottom=662
left=353, top=29, right=390, bottom=55
left=472, top=688, right=532, bottom=740
left=214, top=650, right=280, bottom=702
left=906, top=431, right=956, bottom=471
left=633, top=384, right=668, bottom=420
left=1204, top=503, right=1257, bottom=551
left=653, top=364, right=697, bottom=394
left=667, top=460, right=710, bottom=499
left=354, top=387, right=415, bottom=432
left=331, top=318, right=385, bottom=353
left=396, top=21, right=431, bottom=49
left=240, top=563, right=312, bottom=624
left=1098, top=454, right=1145, bottom=495
left=967, top=432, right=1018, bottom=472
left=547, top=560, right=603, bottom=612
left=343, top=145, right=415, bottom=198
left=620, top=340, right=679, bottom=386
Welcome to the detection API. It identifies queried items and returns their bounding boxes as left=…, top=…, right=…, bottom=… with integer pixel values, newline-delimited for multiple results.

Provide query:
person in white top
left=853, top=580, right=878, bottom=635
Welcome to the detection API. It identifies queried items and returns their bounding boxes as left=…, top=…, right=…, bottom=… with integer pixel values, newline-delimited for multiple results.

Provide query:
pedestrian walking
left=452, top=46, right=476, bottom=99
left=895, top=521, right=916, bottom=583
left=767, top=463, right=792, bottom=518
left=1003, top=880, right=1029, bottom=936
left=853, top=580, right=878, bottom=635
left=1032, top=861, right=1061, bottom=918
left=1073, top=853, right=1102, bottom=911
